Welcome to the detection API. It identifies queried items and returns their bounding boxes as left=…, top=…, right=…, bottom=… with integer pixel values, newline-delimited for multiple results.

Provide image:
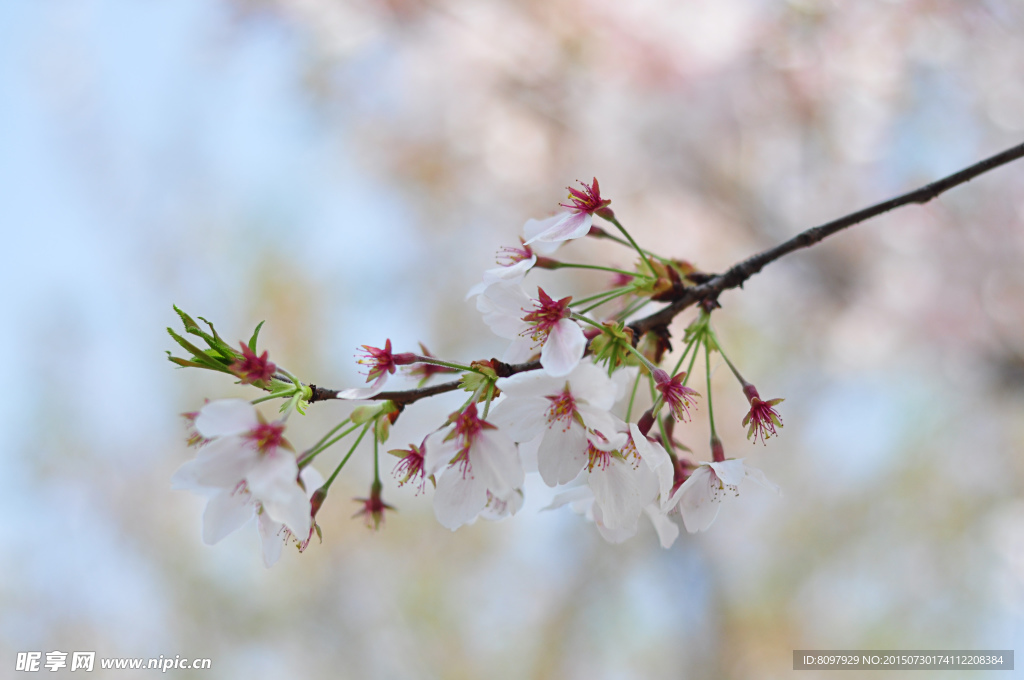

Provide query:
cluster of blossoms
left=168, top=179, right=785, bottom=566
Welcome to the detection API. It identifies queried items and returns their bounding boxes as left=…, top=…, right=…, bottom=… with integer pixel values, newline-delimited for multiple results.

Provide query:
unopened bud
left=392, top=352, right=418, bottom=366
left=710, top=434, right=726, bottom=463
left=310, top=487, right=328, bottom=519
left=534, top=256, right=561, bottom=270
left=637, top=409, right=655, bottom=436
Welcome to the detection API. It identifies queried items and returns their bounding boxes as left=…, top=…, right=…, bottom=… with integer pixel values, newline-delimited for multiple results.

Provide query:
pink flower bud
left=710, top=434, right=726, bottom=463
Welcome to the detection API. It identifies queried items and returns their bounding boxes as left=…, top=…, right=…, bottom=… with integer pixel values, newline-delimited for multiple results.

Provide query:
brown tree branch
left=310, top=141, right=1024, bottom=406
left=629, top=140, right=1024, bottom=336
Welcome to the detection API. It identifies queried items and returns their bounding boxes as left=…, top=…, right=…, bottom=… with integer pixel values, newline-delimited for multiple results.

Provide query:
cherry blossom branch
left=309, top=141, right=1024, bottom=407
left=629, top=140, right=1024, bottom=337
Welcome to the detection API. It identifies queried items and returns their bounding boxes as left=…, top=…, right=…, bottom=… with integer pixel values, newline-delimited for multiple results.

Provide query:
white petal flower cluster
left=173, top=198, right=781, bottom=561
left=172, top=399, right=318, bottom=567
left=483, top=363, right=681, bottom=545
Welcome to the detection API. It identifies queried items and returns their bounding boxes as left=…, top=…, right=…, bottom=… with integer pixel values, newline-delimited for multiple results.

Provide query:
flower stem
left=615, top=296, right=651, bottom=322
left=578, top=288, right=634, bottom=314
left=590, top=229, right=670, bottom=263
left=298, top=418, right=354, bottom=467
left=373, top=428, right=380, bottom=484
left=250, top=387, right=298, bottom=405
left=657, top=413, right=674, bottom=453
left=605, top=215, right=657, bottom=277
left=482, top=382, right=495, bottom=419
left=611, top=333, right=659, bottom=375
left=710, top=330, right=746, bottom=385
left=552, top=262, right=648, bottom=278
left=625, top=370, right=642, bottom=422
left=412, top=356, right=483, bottom=374
left=671, top=334, right=700, bottom=378
left=299, top=423, right=362, bottom=467
left=574, top=285, right=633, bottom=307
left=323, top=424, right=370, bottom=491
left=704, top=337, right=718, bottom=439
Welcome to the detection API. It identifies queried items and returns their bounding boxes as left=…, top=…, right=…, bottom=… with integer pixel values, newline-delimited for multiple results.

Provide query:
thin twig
left=630, top=140, right=1024, bottom=336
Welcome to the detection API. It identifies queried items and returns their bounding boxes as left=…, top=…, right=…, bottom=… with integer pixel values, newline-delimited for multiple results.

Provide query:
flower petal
left=479, top=488, right=524, bottom=521
left=470, top=429, right=524, bottom=495
left=423, top=429, right=459, bottom=477
left=741, top=463, right=781, bottom=494
left=592, top=503, right=639, bottom=544
left=181, top=436, right=260, bottom=489
left=540, top=319, right=586, bottom=377
left=336, top=373, right=388, bottom=400
left=259, top=484, right=311, bottom=538
left=675, top=467, right=721, bottom=533
left=524, top=212, right=593, bottom=244
left=194, top=399, right=259, bottom=438
left=247, top=452, right=310, bottom=535
left=299, top=466, right=324, bottom=495
left=522, top=216, right=564, bottom=255
left=487, top=396, right=548, bottom=442
left=433, top=467, right=489, bottom=530
left=630, top=424, right=674, bottom=502
left=496, top=370, right=563, bottom=399
left=465, top=256, right=539, bottom=300
left=256, top=512, right=285, bottom=568
left=202, top=488, right=254, bottom=544
left=543, top=485, right=594, bottom=511
left=536, top=422, right=589, bottom=486
left=576, top=403, right=617, bottom=440
left=643, top=504, right=680, bottom=549
left=566, top=362, right=620, bottom=411
left=501, top=337, right=538, bottom=365
left=708, top=459, right=747, bottom=487
left=589, top=460, right=643, bottom=531
left=477, top=281, right=532, bottom=338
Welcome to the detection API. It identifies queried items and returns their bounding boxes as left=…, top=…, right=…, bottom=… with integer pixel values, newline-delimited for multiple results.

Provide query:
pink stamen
left=496, top=243, right=533, bottom=267
left=654, top=369, right=701, bottom=422
left=521, top=288, right=572, bottom=348
left=559, top=177, right=612, bottom=215
left=247, top=421, right=286, bottom=452
left=544, top=387, right=578, bottom=431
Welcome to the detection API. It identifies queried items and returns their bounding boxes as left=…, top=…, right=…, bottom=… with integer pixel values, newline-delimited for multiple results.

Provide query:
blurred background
left=3, top=0, right=1024, bottom=677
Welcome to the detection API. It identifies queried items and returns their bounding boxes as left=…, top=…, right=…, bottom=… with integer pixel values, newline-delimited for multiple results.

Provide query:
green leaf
left=173, top=305, right=200, bottom=333
left=166, top=328, right=229, bottom=371
left=248, top=320, right=265, bottom=352
left=167, top=356, right=217, bottom=369
left=197, top=316, right=224, bottom=343
left=172, top=307, right=235, bottom=360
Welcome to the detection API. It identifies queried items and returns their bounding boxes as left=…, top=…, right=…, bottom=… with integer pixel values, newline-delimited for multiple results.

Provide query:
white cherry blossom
left=489, top=362, right=618, bottom=486
left=665, top=458, right=780, bottom=533
left=477, top=282, right=586, bottom=376
left=172, top=399, right=312, bottom=545
left=522, top=178, right=611, bottom=245
left=424, top=404, right=524, bottom=530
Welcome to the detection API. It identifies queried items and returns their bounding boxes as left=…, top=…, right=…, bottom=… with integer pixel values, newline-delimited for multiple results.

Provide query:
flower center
left=248, top=422, right=286, bottom=452
left=586, top=440, right=611, bottom=472
left=544, top=387, right=577, bottom=431
left=708, top=470, right=740, bottom=503
left=558, top=178, right=610, bottom=215
left=496, top=244, right=532, bottom=267
left=393, top=445, right=426, bottom=494
left=521, top=288, right=571, bottom=347
left=356, top=340, right=395, bottom=381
